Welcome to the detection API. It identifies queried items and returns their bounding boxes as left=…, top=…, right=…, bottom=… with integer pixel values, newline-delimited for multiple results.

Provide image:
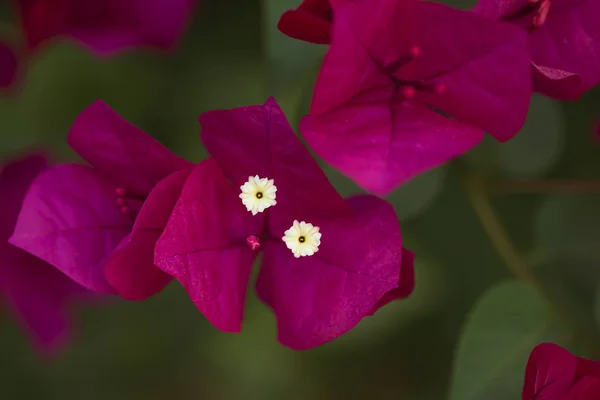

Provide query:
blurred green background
left=3, top=0, right=600, bottom=399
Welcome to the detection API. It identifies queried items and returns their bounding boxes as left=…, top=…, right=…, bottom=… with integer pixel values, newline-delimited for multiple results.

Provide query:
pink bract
left=0, top=0, right=195, bottom=89
left=17, top=0, right=196, bottom=56
left=300, top=0, right=531, bottom=195
left=0, top=153, right=89, bottom=354
left=474, top=0, right=600, bottom=100
left=0, top=42, right=18, bottom=88
left=10, top=100, right=192, bottom=300
left=154, top=98, right=415, bottom=350
left=522, top=343, right=600, bottom=399
left=278, top=0, right=334, bottom=44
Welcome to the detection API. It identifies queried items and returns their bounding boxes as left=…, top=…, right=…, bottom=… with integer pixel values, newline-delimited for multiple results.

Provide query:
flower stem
left=463, top=173, right=593, bottom=348
left=463, top=174, right=534, bottom=282
left=488, top=179, right=600, bottom=194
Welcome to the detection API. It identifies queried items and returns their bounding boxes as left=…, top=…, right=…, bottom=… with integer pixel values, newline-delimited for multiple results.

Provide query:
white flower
left=239, top=175, right=277, bottom=215
left=282, top=220, right=321, bottom=258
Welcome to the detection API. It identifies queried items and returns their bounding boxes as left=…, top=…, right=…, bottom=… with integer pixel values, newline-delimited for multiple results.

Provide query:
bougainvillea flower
left=474, top=0, right=600, bottom=100
left=1, top=152, right=90, bottom=353
left=299, top=0, right=531, bottom=195
left=0, top=42, right=18, bottom=88
left=154, top=98, right=415, bottom=350
left=15, top=0, right=196, bottom=56
left=522, top=343, right=600, bottom=399
left=278, top=0, right=334, bottom=44
left=10, top=100, right=192, bottom=300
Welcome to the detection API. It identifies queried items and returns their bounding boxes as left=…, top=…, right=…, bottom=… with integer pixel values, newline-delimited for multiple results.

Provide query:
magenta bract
left=10, top=101, right=192, bottom=300
left=523, top=343, right=600, bottom=399
left=17, top=0, right=196, bottom=56
left=474, top=0, right=600, bottom=100
left=278, top=0, right=334, bottom=44
left=0, top=42, right=18, bottom=88
left=300, top=0, right=531, bottom=195
left=154, top=98, right=415, bottom=350
left=0, top=153, right=90, bottom=354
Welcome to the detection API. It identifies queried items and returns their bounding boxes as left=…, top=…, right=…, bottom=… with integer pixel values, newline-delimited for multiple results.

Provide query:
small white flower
left=282, top=220, right=321, bottom=258
left=239, top=175, right=277, bottom=215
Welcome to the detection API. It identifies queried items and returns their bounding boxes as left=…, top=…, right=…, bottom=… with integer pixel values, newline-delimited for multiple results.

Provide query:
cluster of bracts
left=1, top=0, right=599, bottom=397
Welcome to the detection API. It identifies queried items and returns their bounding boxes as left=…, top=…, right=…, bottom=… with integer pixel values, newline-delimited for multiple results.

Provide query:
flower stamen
left=240, top=175, right=277, bottom=215
left=385, top=45, right=421, bottom=73
left=500, top=0, right=552, bottom=29
left=282, top=220, right=321, bottom=258
left=384, top=46, right=451, bottom=100
left=115, top=187, right=143, bottom=220
left=532, top=0, right=551, bottom=27
left=246, top=235, right=261, bottom=251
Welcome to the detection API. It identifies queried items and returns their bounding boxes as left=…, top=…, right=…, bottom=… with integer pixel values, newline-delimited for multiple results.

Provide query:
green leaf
left=534, top=196, right=600, bottom=337
left=497, top=96, right=564, bottom=177
left=165, top=0, right=266, bottom=162
left=321, top=163, right=364, bottom=198
left=448, top=280, right=566, bottom=400
left=275, top=61, right=320, bottom=131
left=464, top=95, right=565, bottom=178
left=261, top=0, right=325, bottom=92
left=440, top=0, right=478, bottom=10
left=261, top=0, right=324, bottom=134
left=386, top=166, right=447, bottom=220
left=321, top=162, right=446, bottom=221
left=3, top=44, right=170, bottom=159
left=594, top=286, right=600, bottom=332
left=535, top=195, right=600, bottom=263
left=558, top=93, right=600, bottom=178
left=203, top=294, right=299, bottom=400
left=327, top=241, right=446, bottom=347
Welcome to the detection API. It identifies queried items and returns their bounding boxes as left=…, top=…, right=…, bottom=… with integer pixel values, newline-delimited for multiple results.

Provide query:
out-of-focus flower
left=299, top=0, right=531, bottom=195
left=0, top=0, right=196, bottom=89
left=10, top=100, right=193, bottom=300
left=0, top=152, right=89, bottom=354
left=154, top=98, right=415, bottom=350
left=474, top=0, right=600, bottom=100
left=16, top=0, right=196, bottom=56
left=278, top=0, right=334, bottom=44
left=522, top=343, right=600, bottom=399
left=0, top=42, right=18, bottom=88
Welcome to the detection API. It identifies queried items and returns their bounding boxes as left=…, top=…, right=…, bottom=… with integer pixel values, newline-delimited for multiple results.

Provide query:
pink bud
left=246, top=235, right=261, bottom=251
left=410, top=46, right=421, bottom=58
left=401, top=86, right=417, bottom=99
